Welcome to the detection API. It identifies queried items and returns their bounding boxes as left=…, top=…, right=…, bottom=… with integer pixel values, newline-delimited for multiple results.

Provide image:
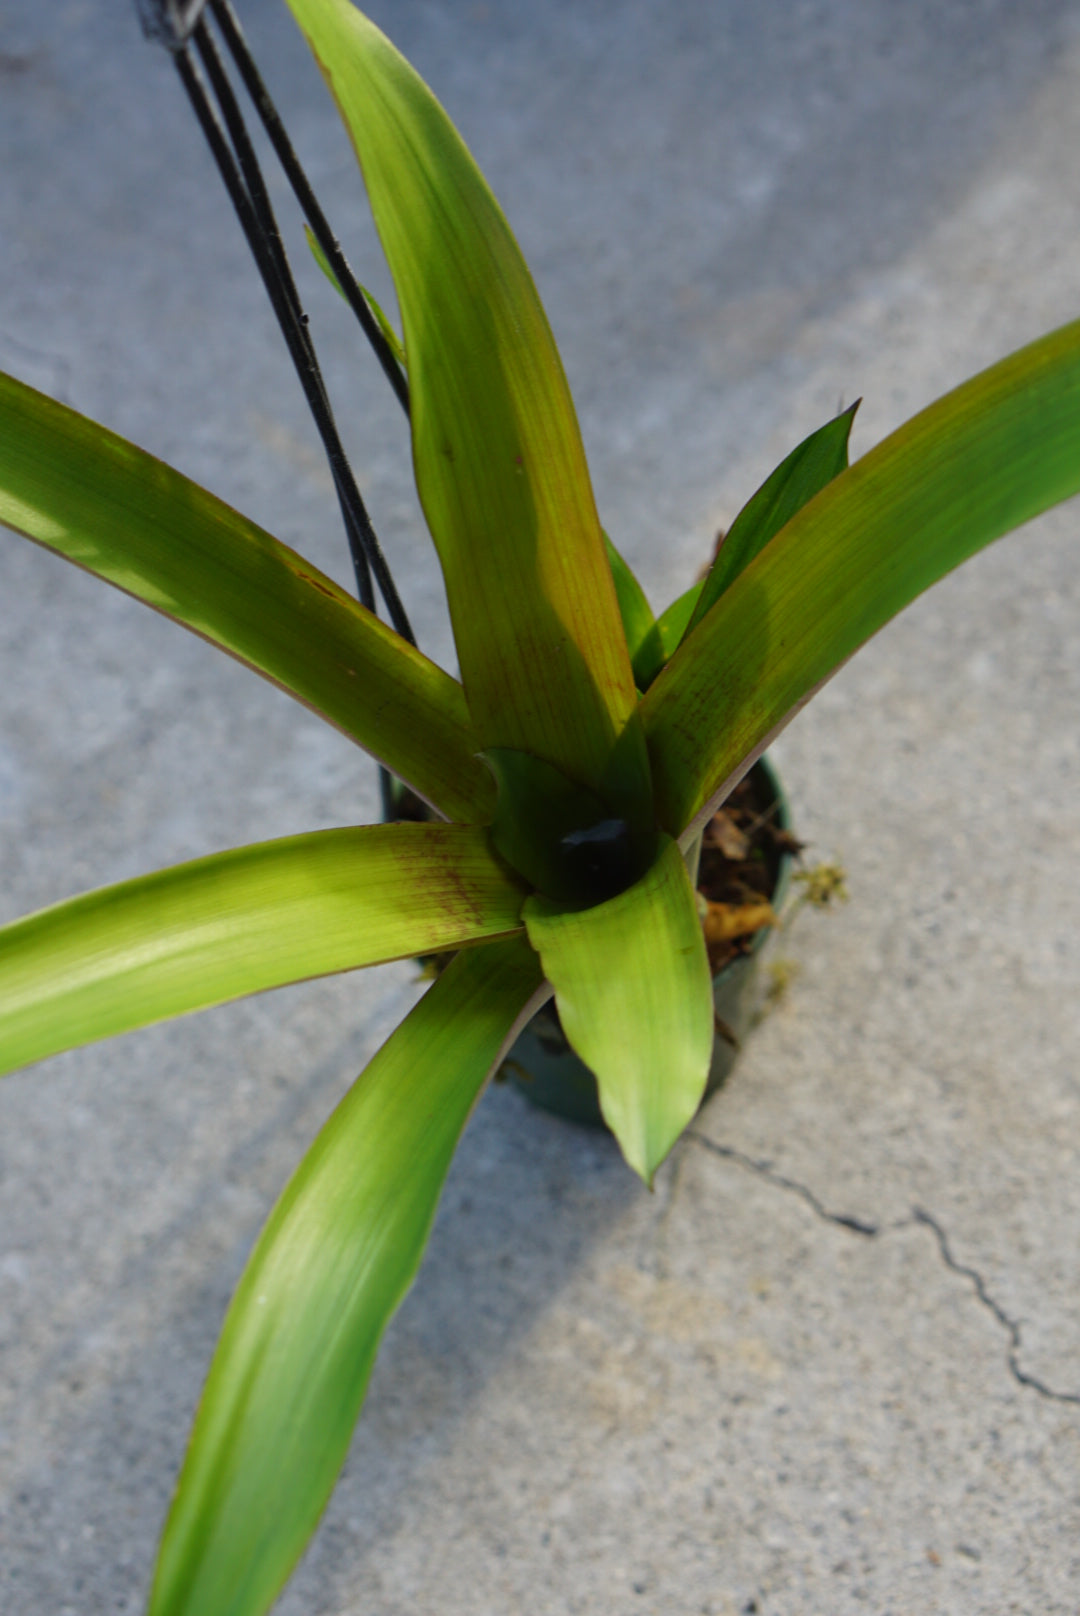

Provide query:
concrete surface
left=2, top=1, right=1080, bottom=1612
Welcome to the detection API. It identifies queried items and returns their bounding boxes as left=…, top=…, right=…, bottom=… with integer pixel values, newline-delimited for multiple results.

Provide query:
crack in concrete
left=687, top=1129, right=1080, bottom=1409
left=910, top=1207, right=1080, bottom=1408
left=686, top=1130, right=881, bottom=1236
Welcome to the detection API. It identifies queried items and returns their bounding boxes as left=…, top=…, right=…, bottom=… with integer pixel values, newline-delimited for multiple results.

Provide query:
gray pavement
left=3, top=1, right=1080, bottom=1612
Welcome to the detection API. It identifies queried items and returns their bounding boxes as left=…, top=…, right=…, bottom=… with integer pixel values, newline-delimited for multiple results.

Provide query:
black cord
left=174, top=45, right=367, bottom=611
left=194, top=18, right=304, bottom=332
left=137, top=0, right=418, bottom=814
left=209, top=0, right=410, bottom=418
left=177, top=28, right=415, bottom=648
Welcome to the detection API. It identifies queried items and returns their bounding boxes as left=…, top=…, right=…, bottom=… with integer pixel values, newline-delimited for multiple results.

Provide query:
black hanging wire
left=135, top=0, right=409, bottom=420
left=135, top=0, right=417, bottom=818
left=181, top=30, right=413, bottom=638
left=209, top=0, right=410, bottom=419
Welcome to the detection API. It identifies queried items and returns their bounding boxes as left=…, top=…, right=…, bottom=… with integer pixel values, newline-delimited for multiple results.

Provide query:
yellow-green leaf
left=604, top=532, right=655, bottom=666
left=0, top=824, right=525, bottom=1077
left=684, top=402, right=858, bottom=637
left=149, top=935, right=544, bottom=1616
left=644, top=319, right=1080, bottom=837
left=285, top=0, right=644, bottom=804
left=0, top=371, right=492, bottom=822
left=632, top=580, right=702, bottom=690
left=523, top=835, right=713, bottom=1183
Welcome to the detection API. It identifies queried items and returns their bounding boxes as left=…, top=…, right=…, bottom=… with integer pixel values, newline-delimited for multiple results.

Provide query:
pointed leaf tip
left=685, top=399, right=859, bottom=640
left=149, top=936, right=543, bottom=1616
left=284, top=0, right=644, bottom=800
left=523, top=835, right=713, bottom=1182
left=0, top=370, right=492, bottom=821
left=645, top=321, right=1080, bottom=836
left=0, top=824, right=527, bottom=1080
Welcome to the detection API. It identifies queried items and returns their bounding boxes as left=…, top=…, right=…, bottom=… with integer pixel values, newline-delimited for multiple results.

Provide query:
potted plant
left=2, top=2, right=1079, bottom=1613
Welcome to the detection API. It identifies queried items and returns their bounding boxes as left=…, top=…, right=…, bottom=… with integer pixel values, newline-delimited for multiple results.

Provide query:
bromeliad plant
left=3, top=1, right=1080, bottom=1612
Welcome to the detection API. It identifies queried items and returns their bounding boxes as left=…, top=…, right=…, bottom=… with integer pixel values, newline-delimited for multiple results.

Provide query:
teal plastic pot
left=498, top=754, right=793, bottom=1128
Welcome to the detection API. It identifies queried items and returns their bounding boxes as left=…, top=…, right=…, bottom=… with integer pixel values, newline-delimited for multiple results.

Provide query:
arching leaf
left=644, top=320, right=1080, bottom=837
left=685, top=401, right=858, bottom=638
left=285, top=0, right=646, bottom=811
left=149, top=935, right=545, bottom=1616
left=0, top=371, right=492, bottom=822
left=0, top=824, right=525, bottom=1077
left=604, top=532, right=655, bottom=666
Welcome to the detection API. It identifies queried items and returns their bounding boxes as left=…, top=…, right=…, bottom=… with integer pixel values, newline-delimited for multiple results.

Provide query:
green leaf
left=0, top=824, right=525, bottom=1078
left=633, top=406, right=856, bottom=690
left=643, top=320, right=1080, bottom=837
left=632, top=581, right=702, bottom=690
left=303, top=222, right=407, bottom=369
left=0, top=371, right=492, bottom=823
left=604, top=532, right=655, bottom=664
left=523, top=834, right=713, bottom=1184
left=684, top=402, right=858, bottom=638
left=149, top=934, right=544, bottom=1616
left=286, top=0, right=645, bottom=805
